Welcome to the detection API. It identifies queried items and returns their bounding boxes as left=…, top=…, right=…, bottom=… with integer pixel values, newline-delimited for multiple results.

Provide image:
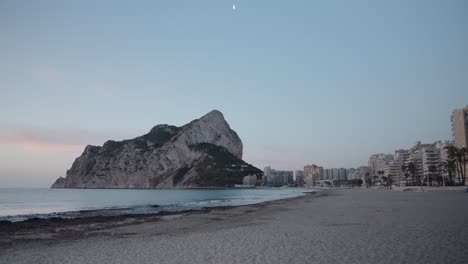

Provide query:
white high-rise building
left=242, top=175, right=257, bottom=186
left=356, top=166, right=370, bottom=181
left=304, top=164, right=323, bottom=186
left=347, top=168, right=356, bottom=180
left=368, top=154, right=394, bottom=178
left=294, top=170, right=304, bottom=184
left=384, top=141, right=453, bottom=186
left=385, top=149, right=409, bottom=186
left=264, top=166, right=293, bottom=186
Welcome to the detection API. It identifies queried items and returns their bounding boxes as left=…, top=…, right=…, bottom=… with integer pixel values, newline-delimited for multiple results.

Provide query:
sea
left=0, top=188, right=313, bottom=222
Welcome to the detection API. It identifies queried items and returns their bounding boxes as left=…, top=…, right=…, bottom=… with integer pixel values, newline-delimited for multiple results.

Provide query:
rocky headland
left=51, top=110, right=261, bottom=188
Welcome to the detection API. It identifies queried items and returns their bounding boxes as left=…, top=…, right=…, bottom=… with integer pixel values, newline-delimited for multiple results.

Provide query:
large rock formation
left=51, top=110, right=262, bottom=189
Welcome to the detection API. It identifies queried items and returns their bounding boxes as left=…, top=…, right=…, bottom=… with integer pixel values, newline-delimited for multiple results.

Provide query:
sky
left=1, top=0, right=467, bottom=187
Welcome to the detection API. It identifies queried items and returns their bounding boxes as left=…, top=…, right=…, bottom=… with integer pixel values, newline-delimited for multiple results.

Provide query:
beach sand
left=1, top=188, right=467, bottom=264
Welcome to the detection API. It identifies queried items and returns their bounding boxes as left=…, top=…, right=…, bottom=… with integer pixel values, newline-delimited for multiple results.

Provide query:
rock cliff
left=51, top=110, right=261, bottom=188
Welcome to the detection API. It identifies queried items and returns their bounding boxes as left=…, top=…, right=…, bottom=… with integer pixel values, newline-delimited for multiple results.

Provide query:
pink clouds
left=0, top=123, right=133, bottom=154
left=0, top=136, right=84, bottom=153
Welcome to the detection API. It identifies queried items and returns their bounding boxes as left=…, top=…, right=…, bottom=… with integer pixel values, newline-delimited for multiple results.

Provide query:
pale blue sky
left=1, top=0, right=467, bottom=187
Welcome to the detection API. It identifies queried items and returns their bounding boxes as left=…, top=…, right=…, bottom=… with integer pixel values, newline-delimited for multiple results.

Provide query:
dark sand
left=1, top=189, right=467, bottom=264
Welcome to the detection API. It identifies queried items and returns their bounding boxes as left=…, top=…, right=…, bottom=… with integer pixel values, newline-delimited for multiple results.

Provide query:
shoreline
left=0, top=187, right=314, bottom=223
left=1, top=188, right=467, bottom=264
left=0, top=191, right=321, bottom=248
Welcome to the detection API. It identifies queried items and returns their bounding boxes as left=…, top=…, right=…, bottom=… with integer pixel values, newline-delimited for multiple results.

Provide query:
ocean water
left=0, top=188, right=312, bottom=222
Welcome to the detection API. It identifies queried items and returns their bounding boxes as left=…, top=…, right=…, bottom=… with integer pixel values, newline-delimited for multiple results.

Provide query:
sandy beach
left=1, top=188, right=467, bottom=264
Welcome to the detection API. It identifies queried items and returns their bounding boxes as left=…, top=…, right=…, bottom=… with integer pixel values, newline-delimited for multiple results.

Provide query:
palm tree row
left=401, top=162, right=424, bottom=190
left=443, top=145, right=467, bottom=185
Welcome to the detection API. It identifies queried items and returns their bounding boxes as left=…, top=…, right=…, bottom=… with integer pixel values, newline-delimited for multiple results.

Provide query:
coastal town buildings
left=349, top=169, right=361, bottom=180
left=382, top=141, right=453, bottom=186
left=451, top=106, right=468, bottom=149
left=385, top=149, right=409, bottom=186
left=368, top=154, right=394, bottom=178
left=263, top=166, right=293, bottom=186
left=294, top=170, right=305, bottom=185
left=294, top=109, right=464, bottom=187
left=421, top=142, right=449, bottom=184
left=323, top=169, right=332, bottom=181
left=355, top=166, right=370, bottom=181
left=268, top=170, right=293, bottom=186
left=303, top=167, right=355, bottom=185
left=281, top=170, right=294, bottom=185
left=337, top=168, right=348, bottom=181
left=452, top=106, right=468, bottom=184
left=242, top=175, right=257, bottom=186
left=304, top=164, right=323, bottom=186
left=331, top=168, right=339, bottom=181
left=261, top=175, right=268, bottom=185
left=347, top=168, right=356, bottom=180
left=405, top=142, right=426, bottom=182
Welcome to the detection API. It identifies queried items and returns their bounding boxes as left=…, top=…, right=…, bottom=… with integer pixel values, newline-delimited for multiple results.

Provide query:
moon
left=233, top=4, right=236, bottom=10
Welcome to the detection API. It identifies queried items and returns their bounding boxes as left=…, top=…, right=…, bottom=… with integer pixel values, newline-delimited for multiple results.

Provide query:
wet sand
left=1, top=189, right=467, bottom=264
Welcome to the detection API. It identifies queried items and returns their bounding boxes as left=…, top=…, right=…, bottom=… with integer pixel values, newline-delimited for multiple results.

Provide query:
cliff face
left=51, top=110, right=262, bottom=189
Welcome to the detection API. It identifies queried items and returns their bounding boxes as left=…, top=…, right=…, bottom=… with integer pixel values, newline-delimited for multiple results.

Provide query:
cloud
left=0, top=123, right=134, bottom=152
left=1, top=137, right=84, bottom=153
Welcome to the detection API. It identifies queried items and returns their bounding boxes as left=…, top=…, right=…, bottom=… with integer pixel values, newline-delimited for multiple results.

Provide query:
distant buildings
left=354, top=166, right=370, bottom=181
left=303, top=165, right=358, bottom=186
left=304, top=164, right=323, bottom=186
left=322, top=169, right=332, bottom=180
left=368, top=154, right=393, bottom=178
left=286, top=138, right=453, bottom=188
left=259, top=107, right=467, bottom=188
left=263, top=166, right=293, bottom=186
left=451, top=106, right=468, bottom=184
left=385, top=149, right=409, bottom=185
left=376, top=141, right=453, bottom=186
left=294, top=170, right=305, bottom=185
left=337, top=168, right=348, bottom=181
left=451, top=106, right=468, bottom=149
left=322, top=168, right=354, bottom=182
left=242, top=175, right=257, bottom=186
left=347, top=168, right=356, bottom=180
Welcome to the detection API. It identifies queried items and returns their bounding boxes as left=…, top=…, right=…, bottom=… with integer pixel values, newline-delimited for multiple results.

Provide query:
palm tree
left=372, top=175, right=379, bottom=185
left=401, top=164, right=407, bottom=186
left=387, top=174, right=393, bottom=189
left=365, top=172, right=371, bottom=188
left=439, top=160, right=455, bottom=186
left=381, top=175, right=387, bottom=184
left=464, top=148, right=468, bottom=185
left=406, top=162, right=423, bottom=191
left=445, top=145, right=461, bottom=184
left=428, top=165, right=437, bottom=187
left=377, top=170, right=385, bottom=185
left=458, top=147, right=467, bottom=185
left=445, top=146, right=468, bottom=185
left=406, top=162, right=416, bottom=184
